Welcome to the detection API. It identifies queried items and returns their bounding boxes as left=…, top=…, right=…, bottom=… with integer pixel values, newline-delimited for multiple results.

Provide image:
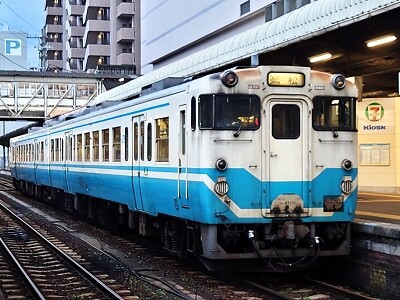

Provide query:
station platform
left=356, top=192, right=400, bottom=225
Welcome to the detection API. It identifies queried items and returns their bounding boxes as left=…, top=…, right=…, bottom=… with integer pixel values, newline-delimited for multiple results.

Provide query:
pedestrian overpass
left=0, top=70, right=133, bottom=147
left=0, top=70, right=132, bottom=120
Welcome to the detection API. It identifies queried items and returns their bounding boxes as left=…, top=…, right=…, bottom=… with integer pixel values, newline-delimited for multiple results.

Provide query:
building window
left=240, top=1, right=250, bottom=16
left=156, top=117, right=169, bottom=162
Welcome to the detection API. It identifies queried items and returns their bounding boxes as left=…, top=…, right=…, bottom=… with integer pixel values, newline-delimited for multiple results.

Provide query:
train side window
left=272, top=104, right=300, bottom=139
left=70, top=137, right=74, bottom=162
left=124, top=127, right=129, bottom=162
left=147, top=123, right=152, bottom=161
left=84, top=132, right=90, bottom=161
left=133, top=123, right=138, bottom=161
left=156, top=117, right=169, bottom=162
left=56, top=139, right=60, bottom=161
left=73, top=135, right=77, bottom=162
left=77, top=134, right=83, bottom=161
left=191, top=96, right=196, bottom=130
left=51, top=139, right=55, bottom=161
left=140, top=122, right=144, bottom=161
left=60, top=138, right=64, bottom=161
left=40, top=141, right=44, bottom=161
left=180, top=110, right=186, bottom=155
left=113, top=126, right=121, bottom=162
left=93, top=131, right=99, bottom=161
left=102, top=129, right=109, bottom=162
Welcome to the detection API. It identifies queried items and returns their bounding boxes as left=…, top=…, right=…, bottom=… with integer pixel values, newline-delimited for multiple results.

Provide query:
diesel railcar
left=10, top=65, right=358, bottom=271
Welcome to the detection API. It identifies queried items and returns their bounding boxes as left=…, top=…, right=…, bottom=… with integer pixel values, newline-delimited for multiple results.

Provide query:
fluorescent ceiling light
left=308, top=52, right=332, bottom=63
left=366, top=35, right=397, bottom=47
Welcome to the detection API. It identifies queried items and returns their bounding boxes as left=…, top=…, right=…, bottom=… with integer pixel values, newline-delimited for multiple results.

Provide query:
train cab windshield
left=312, top=96, right=357, bottom=131
left=199, top=94, right=260, bottom=130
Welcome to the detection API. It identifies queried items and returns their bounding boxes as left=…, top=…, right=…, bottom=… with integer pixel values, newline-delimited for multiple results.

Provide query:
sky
left=0, top=0, right=45, bottom=69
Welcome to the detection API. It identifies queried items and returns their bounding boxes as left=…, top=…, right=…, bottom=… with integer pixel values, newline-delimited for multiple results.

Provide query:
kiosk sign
left=365, top=102, right=384, bottom=122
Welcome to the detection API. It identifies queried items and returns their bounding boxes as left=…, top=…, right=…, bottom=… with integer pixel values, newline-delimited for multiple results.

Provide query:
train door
left=177, top=105, right=189, bottom=207
left=262, top=99, right=310, bottom=216
left=132, top=115, right=145, bottom=211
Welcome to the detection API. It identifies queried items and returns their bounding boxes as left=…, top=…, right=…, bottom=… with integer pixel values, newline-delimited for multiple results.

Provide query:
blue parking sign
left=5, top=39, right=22, bottom=56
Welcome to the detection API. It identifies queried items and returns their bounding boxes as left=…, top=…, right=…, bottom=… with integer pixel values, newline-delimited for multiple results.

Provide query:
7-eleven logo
left=365, top=102, right=384, bottom=122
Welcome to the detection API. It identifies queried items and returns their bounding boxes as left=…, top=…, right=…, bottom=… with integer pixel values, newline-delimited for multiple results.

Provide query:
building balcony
left=66, top=46, right=85, bottom=60
left=46, top=6, right=63, bottom=16
left=116, top=27, right=135, bottom=43
left=47, top=41, right=63, bottom=51
left=83, top=0, right=110, bottom=21
left=66, top=1, right=84, bottom=16
left=66, top=25, right=85, bottom=39
left=85, top=44, right=110, bottom=57
left=117, top=52, right=135, bottom=65
left=117, top=2, right=135, bottom=18
left=46, top=59, right=63, bottom=70
left=45, top=24, right=63, bottom=34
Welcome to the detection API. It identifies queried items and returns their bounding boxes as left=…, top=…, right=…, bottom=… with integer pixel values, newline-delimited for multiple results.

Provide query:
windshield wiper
left=234, top=123, right=244, bottom=137
left=331, top=127, right=339, bottom=138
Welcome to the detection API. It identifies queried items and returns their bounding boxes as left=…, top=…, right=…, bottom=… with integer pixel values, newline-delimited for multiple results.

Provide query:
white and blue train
left=10, top=65, right=358, bottom=271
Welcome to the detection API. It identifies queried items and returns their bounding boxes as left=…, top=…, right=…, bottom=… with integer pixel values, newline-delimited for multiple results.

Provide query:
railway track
left=0, top=201, right=132, bottom=299
left=227, top=272, right=380, bottom=300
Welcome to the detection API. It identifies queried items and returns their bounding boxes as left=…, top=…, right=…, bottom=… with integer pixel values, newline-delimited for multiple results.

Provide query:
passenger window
left=113, top=127, right=121, bottom=162
left=133, top=123, right=138, bottom=161
left=77, top=134, right=83, bottom=161
left=190, top=96, right=196, bottom=131
left=147, top=123, right=152, bottom=161
left=272, top=104, right=300, bottom=139
left=93, top=131, right=99, bottom=161
left=84, top=132, right=90, bottom=161
left=51, top=139, right=55, bottom=161
left=140, top=122, right=144, bottom=161
left=156, top=117, right=169, bottom=162
left=55, top=139, right=60, bottom=161
left=124, top=127, right=128, bottom=162
left=60, top=138, right=64, bottom=161
left=102, top=129, right=109, bottom=162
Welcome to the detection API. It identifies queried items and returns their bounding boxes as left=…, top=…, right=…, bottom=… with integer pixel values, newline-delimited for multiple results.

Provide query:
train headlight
left=215, top=177, right=229, bottom=196
left=215, top=158, right=228, bottom=171
left=341, top=159, right=353, bottom=171
left=332, top=74, right=346, bottom=90
left=221, top=70, right=238, bottom=87
left=341, top=176, right=353, bottom=194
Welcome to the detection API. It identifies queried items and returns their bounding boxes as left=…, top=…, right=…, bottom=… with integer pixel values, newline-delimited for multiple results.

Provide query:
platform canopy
left=93, top=0, right=400, bottom=104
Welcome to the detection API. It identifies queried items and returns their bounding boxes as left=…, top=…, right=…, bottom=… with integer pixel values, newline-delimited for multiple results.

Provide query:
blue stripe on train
left=12, top=164, right=357, bottom=224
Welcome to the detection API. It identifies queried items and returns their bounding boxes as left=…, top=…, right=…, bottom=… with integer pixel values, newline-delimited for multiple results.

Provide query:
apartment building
left=43, top=0, right=140, bottom=74
left=140, top=0, right=312, bottom=73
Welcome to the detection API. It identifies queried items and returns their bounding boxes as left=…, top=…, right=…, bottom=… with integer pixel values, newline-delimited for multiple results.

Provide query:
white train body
left=10, top=66, right=358, bottom=271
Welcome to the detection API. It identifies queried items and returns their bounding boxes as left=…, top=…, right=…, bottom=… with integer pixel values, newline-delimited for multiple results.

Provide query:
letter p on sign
left=5, top=39, right=22, bottom=56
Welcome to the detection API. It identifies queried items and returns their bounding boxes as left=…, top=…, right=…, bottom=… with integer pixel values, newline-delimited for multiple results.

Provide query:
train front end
left=195, top=66, right=358, bottom=271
